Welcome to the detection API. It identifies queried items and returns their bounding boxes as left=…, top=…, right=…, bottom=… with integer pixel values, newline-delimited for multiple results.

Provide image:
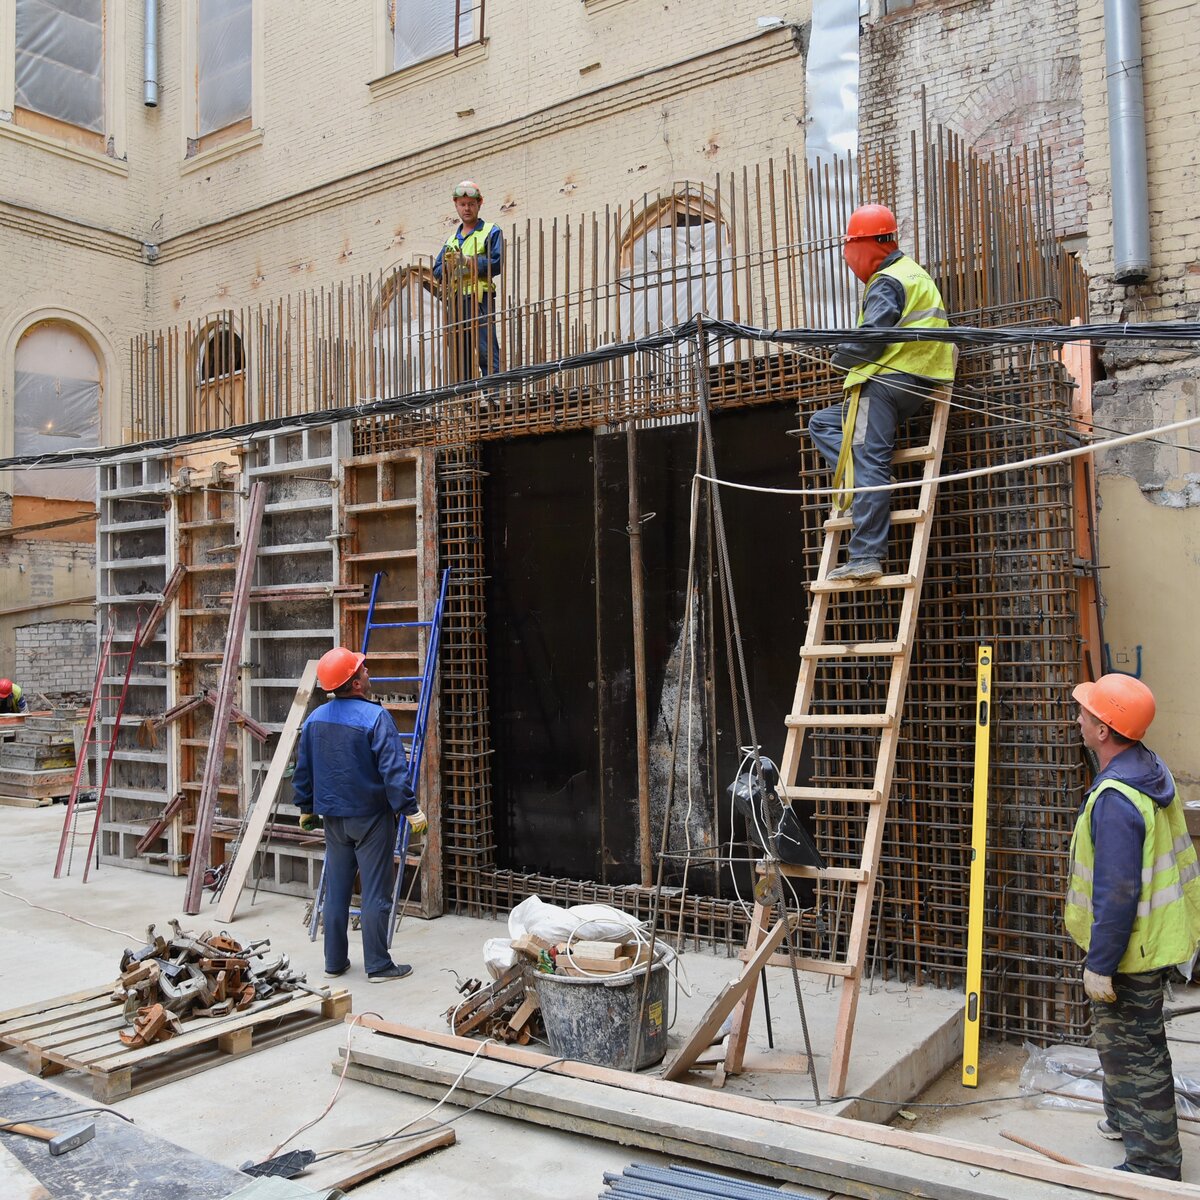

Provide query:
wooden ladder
left=665, top=386, right=952, bottom=1095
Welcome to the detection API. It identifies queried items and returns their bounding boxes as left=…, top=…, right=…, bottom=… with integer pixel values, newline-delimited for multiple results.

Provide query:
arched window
left=618, top=188, right=735, bottom=343
left=372, top=265, right=444, bottom=395
left=192, top=318, right=246, bottom=431
left=13, top=321, right=102, bottom=501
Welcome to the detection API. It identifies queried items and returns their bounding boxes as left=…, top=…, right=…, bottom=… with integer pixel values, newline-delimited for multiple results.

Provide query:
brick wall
left=15, top=619, right=96, bottom=700
left=1079, top=0, right=1200, bottom=320
left=860, top=0, right=1086, bottom=238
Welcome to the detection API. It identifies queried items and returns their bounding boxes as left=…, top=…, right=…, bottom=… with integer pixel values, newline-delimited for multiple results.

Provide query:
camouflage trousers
left=1091, top=968, right=1182, bottom=1180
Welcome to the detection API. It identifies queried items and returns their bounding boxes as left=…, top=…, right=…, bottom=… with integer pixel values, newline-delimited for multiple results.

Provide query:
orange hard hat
left=453, top=179, right=483, bottom=201
left=846, top=203, right=898, bottom=241
left=317, top=648, right=366, bottom=693
left=1072, top=674, right=1156, bottom=741
left=0, top=679, right=11, bottom=697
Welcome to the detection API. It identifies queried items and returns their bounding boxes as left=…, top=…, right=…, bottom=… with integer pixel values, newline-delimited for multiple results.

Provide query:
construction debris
left=113, top=920, right=313, bottom=1046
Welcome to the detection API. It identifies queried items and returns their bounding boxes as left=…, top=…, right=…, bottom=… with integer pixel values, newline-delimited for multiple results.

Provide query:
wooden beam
left=661, top=917, right=788, bottom=1081
left=184, top=480, right=266, bottom=914
left=213, top=660, right=319, bottom=923
left=347, top=1022, right=1187, bottom=1200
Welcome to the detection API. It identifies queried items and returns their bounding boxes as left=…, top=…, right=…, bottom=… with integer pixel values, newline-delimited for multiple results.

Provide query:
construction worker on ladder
left=808, top=203, right=956, bottom=583
left=1066, top=674, right=1200, bottom=1179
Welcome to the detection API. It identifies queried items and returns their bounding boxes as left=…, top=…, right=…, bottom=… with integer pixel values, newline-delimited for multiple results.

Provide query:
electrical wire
left=265, top=1012, right=379, bottom=1160
left=310, top=1046, right=571, bottom=1162
left=4, top=317, right=1198, bottom=476
left=698, top=409, right=1200, bottom=501
left=0, top=885, right=139, bottom=941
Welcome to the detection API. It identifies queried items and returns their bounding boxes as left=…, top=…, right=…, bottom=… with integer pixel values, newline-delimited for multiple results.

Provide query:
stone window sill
left=369, top=39, right=489, bottom=101
left=0, top=118, right=127, bottom=176
left=181, top=126, right=265, bottom=175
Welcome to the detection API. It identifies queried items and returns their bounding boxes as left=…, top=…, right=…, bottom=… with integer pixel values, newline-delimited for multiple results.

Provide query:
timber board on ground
left=338, top=1024, right=1195, bottom=1200
left=0, top=984, right=351, bottom=1103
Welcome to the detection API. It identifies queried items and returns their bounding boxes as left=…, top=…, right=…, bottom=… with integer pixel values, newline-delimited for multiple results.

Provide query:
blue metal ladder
left=308, top=567, right=451, bottom=946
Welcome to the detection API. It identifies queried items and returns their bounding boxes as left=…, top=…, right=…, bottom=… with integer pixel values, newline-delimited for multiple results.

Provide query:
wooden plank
left=785, top=713, right=895, bottom=728
left=184, top=479, right=266, bottom=914
left=798, top=641, right=905, bottom=658
left=809, top=573, right=916, bottom=595
left=302, top=1124, right=456, bottom=1192
left=661, top=917, right=789, bottom=1081
left=0, top=986, right=112, bottom=1027
left=341, top=1034, right=1173, bottom=1200
left=213, top=659, right=320, bottom=923
left=781, top=786, right=881, bottom=804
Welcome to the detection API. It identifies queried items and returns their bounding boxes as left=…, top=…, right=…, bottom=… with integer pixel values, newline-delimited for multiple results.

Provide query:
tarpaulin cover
left=14, top=323, right=100, bottom=501
left=15, top=0, right=104, bottom=132
left=198, top=0, right=252, bottom=137
left=394, top=0, right=473, bottom=71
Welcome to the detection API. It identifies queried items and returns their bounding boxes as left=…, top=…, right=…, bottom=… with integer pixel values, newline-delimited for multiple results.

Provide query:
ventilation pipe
left=1105, top=0, right=1150, bottom=282
left=144, top=0, right=159, bottom=107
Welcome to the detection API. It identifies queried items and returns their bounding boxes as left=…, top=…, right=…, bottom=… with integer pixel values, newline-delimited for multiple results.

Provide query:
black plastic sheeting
left=483, top=402, right=811, bottom=891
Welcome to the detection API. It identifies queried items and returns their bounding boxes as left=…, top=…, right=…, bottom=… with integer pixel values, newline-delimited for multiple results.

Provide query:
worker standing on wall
left=0, top=679, right=27, bottom=714
left=1065, top=673, right=1200, bottom=1179
left=432, top=179, right=503, bottom=380
left=807, top=204, right=956, bottom=583
left=292, top=648, right=427, bottom=984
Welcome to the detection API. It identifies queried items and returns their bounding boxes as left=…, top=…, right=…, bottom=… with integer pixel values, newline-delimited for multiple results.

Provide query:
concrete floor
left=3, top=803, right=1200, bottom=1196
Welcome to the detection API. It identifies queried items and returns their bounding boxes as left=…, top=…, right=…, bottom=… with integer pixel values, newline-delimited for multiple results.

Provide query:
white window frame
left=180, top=0, right=264, bottom=170
left=0, top=0, right=127, bottom=172
left=370, top=0, right=488, bottom=98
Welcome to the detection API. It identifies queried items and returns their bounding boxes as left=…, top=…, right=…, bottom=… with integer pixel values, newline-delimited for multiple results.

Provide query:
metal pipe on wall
left=1105, top=0, right=1150, bottom=282
left=144, top=0, right=159, bottom=108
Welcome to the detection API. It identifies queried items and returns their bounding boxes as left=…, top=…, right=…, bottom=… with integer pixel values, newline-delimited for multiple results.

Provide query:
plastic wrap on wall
left=374, top=281, right=443, bottom=392
left=198, top=0, right=252, bottom=137
left=14, top=0, right=104, bottom=132
left=13, top=324, right=101, bottom=502
left=805, top=0, right=861, bottom=326
left=618, top=221, right=734, bottom=361
left=394, top=0, right=473, bottom=71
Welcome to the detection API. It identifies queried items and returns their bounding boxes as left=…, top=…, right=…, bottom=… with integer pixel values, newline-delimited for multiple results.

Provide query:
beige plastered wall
left=1078, top=0, right=1200, bottom=788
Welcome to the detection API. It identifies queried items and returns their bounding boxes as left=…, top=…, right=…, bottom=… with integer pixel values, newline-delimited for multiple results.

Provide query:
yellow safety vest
left=843, top=256, right=956, bottom=390
left=443, top=220, right=498, bottom=301
left=0, top=684, right=21, bottom=713
left=1064, top=775, right=1200, bottom=973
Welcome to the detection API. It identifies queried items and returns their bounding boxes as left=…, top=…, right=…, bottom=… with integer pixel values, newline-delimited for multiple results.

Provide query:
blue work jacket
left=292, top=696, right=417, bottom=820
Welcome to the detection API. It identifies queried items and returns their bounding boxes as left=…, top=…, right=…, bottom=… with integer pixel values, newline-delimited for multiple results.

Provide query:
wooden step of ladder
left=668, top=387, right=953, bottom=1095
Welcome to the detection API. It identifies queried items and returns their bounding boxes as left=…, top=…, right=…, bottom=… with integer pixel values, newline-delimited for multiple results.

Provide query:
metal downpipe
left=1105, top=0, right=1150, bottom=282
left=144, top=0, right=159, bottom=107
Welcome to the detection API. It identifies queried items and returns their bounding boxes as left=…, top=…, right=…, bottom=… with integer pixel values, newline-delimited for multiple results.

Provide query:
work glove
left=1083, top=968, right=1116, bottom=1003
left=298, top=812, right=321, bottom=833
left=407, top=809, right=428, bottom=836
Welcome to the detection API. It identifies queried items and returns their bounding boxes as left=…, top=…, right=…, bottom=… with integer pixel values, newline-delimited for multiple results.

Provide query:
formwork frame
left=113, top=120, right=1095, bottom=1042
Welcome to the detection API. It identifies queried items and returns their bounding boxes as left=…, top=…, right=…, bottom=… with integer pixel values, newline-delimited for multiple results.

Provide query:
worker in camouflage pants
left=1065, top=674, right=1200, bottom=1179
left=1090, top=971, right=1181, bottom=1176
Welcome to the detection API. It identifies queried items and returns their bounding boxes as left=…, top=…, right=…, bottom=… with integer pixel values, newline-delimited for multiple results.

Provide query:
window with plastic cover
left=14, top=0, right=105, bottom=139
left=13, top=322, right=102, bottom=503
left=618, top=190, right=735, bottom=344
left=192, top=321, right=246, bottom=432
left=372, top=266, right=444, bottom=394
left=391, top=0, right=479, bottom=71
left=196, top=0, right=252, bottom=139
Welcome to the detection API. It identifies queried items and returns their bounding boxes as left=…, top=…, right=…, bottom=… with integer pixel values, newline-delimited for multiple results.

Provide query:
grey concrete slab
left=0, top=804, right=971, bottom=1198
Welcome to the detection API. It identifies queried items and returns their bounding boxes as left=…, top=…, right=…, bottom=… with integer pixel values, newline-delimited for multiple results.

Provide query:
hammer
left=1, top=1120, right=96, bottom=1156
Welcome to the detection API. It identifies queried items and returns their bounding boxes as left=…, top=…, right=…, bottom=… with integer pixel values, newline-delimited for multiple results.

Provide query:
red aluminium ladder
left=54, top=613, right=146, bottom=881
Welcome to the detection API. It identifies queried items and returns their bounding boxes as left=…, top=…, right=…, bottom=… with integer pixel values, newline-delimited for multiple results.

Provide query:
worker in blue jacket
left=292, top=647, right=426, bottom=983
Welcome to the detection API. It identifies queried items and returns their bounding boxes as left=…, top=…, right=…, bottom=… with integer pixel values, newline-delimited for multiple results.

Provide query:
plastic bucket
left=534, top=953, right=670, bottom=1071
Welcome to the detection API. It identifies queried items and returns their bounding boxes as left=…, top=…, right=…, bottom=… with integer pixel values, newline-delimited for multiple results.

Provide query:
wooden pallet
left=0, top=983, right=351, bottom=1103
left=0, top=792, right=54, bottom=808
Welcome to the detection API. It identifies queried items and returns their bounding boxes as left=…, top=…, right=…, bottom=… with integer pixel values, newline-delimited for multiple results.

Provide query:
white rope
left=697, top=412, right=1200, bottom=499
